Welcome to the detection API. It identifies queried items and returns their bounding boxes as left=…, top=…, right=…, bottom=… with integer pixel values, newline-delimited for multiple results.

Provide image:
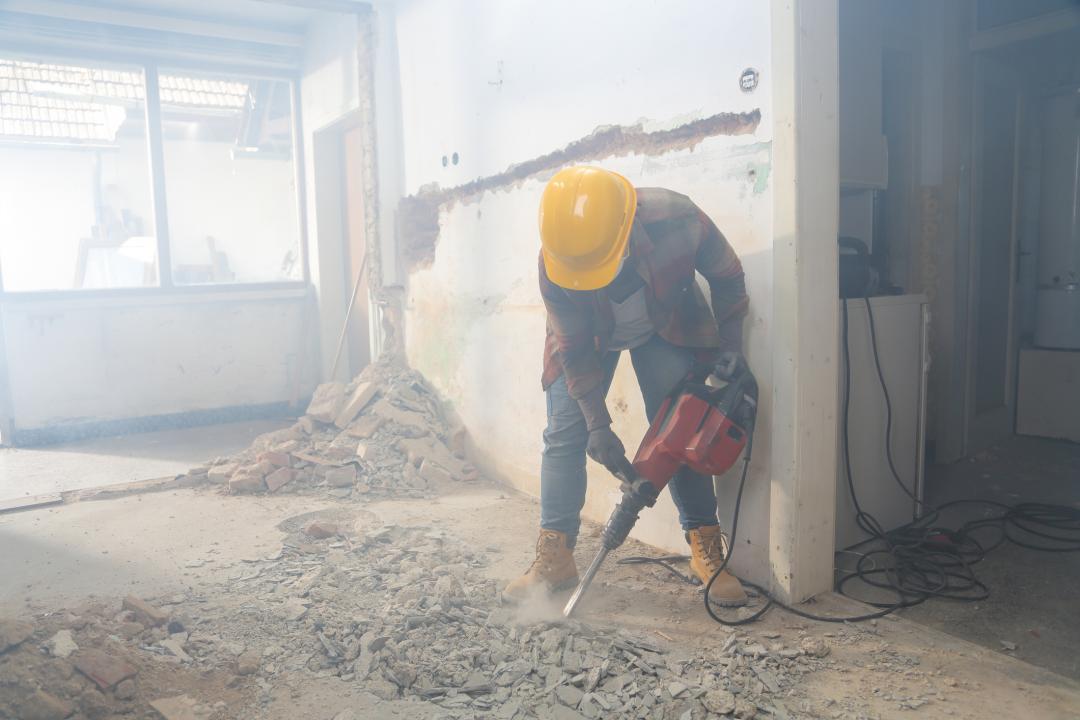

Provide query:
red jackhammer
left=562, top=365, right=758, bottom=617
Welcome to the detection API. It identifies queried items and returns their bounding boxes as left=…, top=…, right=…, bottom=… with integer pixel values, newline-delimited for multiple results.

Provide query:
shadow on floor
left=897, top=436, right=1080, bottom=679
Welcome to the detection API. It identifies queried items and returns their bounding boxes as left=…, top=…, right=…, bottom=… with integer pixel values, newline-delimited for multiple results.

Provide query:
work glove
left=712, top=351, right=748, bottom=382
left=586, top=427, right=627, bottom=470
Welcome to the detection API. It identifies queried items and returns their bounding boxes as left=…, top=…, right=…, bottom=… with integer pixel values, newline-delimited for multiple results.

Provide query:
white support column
left=768, top=0, right=840, bottom=603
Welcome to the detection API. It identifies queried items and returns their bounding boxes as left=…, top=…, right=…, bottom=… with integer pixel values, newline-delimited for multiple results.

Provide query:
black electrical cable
left=618, top=296, right=1080, bottom=625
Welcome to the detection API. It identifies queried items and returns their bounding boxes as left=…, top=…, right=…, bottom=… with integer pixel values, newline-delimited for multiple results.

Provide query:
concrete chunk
left=324, top=465, right=357, bottom=488
left=356, top=441, right=379, bottom=462
left=229, top=472, right=266, bottom=494
left=418, top=459, right=454, bottom=485
left=150, top=694, right=200, bottom=720
left=371, top=398, right=429, bottom=432
left=343, top=414, right=384, bottom=439
left=206, top=462, right=238, bottom=484
left=334, top=382, right=380, bottom=428
left=44, top=629, right=78, bottom=658
left=306, top=381, right=347, bottom=424
left=398, top=436, right=468, bottom=477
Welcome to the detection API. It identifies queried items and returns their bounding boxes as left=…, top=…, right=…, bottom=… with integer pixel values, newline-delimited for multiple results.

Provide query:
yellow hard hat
left=538, top=166, right=637, bottom=290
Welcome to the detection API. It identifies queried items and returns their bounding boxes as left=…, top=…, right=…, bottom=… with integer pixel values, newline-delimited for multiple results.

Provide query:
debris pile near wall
left=0, top=511, right=834, bottom=720
left=185, top=360, right=477, bottom=500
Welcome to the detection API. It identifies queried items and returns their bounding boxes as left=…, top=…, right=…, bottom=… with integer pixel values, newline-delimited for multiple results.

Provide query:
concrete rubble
left=0, top=511, right=835, bottom=719
left=182, top=360, right=478, bottom=500
left=0, top=359, right=873, bottom=719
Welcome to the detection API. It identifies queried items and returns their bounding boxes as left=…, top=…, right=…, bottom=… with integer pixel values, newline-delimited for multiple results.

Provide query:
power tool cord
left=618, top=297, right=1080, bottom=625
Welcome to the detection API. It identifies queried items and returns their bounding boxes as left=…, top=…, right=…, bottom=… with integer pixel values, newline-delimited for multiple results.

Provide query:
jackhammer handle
left=604, top=455, right=637, bottom=486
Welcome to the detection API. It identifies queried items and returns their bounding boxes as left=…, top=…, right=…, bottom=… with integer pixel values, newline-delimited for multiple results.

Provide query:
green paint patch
left=715, top=141, right=772, bottom=196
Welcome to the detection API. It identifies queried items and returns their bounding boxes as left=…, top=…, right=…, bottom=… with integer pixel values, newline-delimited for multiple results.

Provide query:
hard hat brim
left=542, top=174, right=637, bottom=291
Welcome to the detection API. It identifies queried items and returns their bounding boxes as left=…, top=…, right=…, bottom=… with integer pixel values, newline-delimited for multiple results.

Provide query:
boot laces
left=529, top=532, right=562, bottom=574
left=694, top=531, right=726, bottom=574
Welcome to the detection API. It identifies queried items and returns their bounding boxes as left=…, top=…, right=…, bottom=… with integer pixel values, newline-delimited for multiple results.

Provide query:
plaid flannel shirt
left=540, top=187, right=748, bottom=399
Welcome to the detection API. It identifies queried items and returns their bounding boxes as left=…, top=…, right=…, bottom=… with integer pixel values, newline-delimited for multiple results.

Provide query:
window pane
left=159, top=73, right=300, bottom=284
left=0, top=58, right=156, bottom=291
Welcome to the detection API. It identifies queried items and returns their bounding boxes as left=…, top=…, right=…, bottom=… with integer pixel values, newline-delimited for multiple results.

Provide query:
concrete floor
left=3, top=482, right=1079, bottom=719
left=898, top=435, right=1080, bottom=679
left=0, top=420, right=291, bottom=507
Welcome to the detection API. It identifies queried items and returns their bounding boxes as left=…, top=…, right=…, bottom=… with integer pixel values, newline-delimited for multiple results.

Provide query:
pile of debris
left=0, top=513, right=832, bottom=719
left=0, top=602, right=240, bottom=720
left=185, top=361, right=478, bottom=500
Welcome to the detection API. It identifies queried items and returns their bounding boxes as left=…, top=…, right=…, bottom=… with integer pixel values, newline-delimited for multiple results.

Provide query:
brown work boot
left=502, top=529, right=579, bottom=603
left=687, top=525, right=748, bottom=607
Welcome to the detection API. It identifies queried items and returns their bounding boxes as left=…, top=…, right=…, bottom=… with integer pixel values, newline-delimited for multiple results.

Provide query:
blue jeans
left=540, top=334, right=719, bottom=548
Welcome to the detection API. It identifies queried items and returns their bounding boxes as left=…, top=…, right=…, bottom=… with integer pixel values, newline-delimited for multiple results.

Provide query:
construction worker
left=503, top=166, right=750, bottom=607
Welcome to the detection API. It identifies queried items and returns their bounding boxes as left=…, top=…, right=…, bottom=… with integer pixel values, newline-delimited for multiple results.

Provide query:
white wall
left=395, top=0, right=776, bottom=579
left=2, top=289, right=313, bottom=434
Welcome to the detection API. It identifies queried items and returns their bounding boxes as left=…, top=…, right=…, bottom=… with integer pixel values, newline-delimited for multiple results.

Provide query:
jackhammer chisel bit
left=562, top=460, right=658, bottom=617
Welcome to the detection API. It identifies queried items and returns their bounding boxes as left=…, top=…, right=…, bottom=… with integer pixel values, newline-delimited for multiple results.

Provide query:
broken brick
left=343, top=414, right=384, bottom=439
left=257, top=450, right=292, bottom=468
left=74, top=649, right=137, bottom=690
left=265, top=467, right=295, bottom=492
left=324, top=465, right=357, bottom=488
left=123, top=596, right=169, bottom=627
left=303, top=520, right=339, bottom=539
left=229, top=473, right=266, bottom=494
left=334, top=381, right=380, bottom=428
left=306, top=381, right=347, bottom=424
left=398, top=436, right=469, bottom=478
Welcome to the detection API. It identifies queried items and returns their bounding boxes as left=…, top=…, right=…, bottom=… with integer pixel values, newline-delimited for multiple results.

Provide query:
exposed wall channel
left=399, top=110, right=762, bottom=270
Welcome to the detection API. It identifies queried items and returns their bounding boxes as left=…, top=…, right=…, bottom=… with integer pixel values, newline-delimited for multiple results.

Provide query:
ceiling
left=8, top=0, right=371, bottom=35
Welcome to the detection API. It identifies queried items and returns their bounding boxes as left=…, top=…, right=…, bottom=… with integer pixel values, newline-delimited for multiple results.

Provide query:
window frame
left=0, top=47, right=309, bottom=298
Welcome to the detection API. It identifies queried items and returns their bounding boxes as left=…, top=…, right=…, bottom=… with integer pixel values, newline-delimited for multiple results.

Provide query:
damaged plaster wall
left=393, top=0, right=775, bottom=579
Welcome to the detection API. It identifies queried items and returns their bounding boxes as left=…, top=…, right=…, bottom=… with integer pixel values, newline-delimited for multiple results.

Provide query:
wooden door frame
left=961, top=53, right=1023, bottom=455
left=341, top=120, right=372, bottom=377
left=309, top=109, right=375, bottom=382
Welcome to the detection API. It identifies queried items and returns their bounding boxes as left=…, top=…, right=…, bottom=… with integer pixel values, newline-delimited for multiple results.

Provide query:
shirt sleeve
left=694, top=210, right=749, bottom=353
left=539, top=254, right=606, bottom=399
